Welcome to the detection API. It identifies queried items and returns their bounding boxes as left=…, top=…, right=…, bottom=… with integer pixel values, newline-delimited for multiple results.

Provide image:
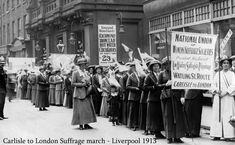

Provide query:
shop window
left=172, top=12, right=182, bottom=27
left=195, top=5, right=210, bottom=21
left=184, top=9, right=194, bottom=24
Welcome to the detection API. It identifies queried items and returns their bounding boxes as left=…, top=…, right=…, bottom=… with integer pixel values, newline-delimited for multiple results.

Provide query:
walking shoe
left=212, top=137, right=220, bottom=141
left=84, top=124, right=93, bottom=129
left=142, top=130, right=149, bottom=135
left=42, top=108, right=48, bottom=111
left=155, top=133, right=165, bottom=139
left=78, top=125, right=83, bottom=130
left=167, top=138, right=173, bottom=144
left=174, top=138, right=184, bottom=143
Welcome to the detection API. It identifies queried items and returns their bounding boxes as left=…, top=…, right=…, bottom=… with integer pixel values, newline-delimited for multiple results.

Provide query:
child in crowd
left=107, top=85, right=120, bottom=126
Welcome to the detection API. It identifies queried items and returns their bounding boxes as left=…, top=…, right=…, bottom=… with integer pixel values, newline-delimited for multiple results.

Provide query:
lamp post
left=118, top=12, right=125, bottom=33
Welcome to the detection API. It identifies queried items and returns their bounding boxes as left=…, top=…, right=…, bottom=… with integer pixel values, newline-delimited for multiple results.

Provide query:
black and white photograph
left=0, top=0, right=235, bottom=145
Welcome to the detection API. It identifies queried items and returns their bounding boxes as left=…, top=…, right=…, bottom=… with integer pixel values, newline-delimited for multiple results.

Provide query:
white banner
left=98, top=24, right=117, bottom=66
left=8, top=57, right=36, bottom=72
left=171, top=31, right=217, bottom=90
left=48, top=53, right=76, bottom=70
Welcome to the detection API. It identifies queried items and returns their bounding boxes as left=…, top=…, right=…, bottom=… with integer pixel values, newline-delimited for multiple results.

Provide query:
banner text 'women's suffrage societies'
left=171, top=31, right=217, bottom=90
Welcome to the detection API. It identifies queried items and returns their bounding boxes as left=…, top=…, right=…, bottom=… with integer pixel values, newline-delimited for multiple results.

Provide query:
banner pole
left=218, top=25, right=221, bottom=123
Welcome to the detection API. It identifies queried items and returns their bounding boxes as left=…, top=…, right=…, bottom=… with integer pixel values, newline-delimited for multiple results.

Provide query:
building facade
left=27, top=0, right=148, bottom=65
left=144, top=0, right=235, bottom=59
left=0, top=0, right=30, bottom=59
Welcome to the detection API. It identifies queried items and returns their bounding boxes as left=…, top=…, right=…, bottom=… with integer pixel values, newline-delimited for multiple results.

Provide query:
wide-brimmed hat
left=148, top=60, right=161, bottom=70
left=95, top=65, right=103, bottom=70
left=74, top=57, right=88, bottom=65
left=219, top=55, right=232, bottom=65
left=87, top=65, right=95, bottom=70
left=230, top=55, right=235, bottom=60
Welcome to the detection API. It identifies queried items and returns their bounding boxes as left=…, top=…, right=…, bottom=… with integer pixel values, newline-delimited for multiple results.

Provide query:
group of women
left=6, top=54, right=235, bottom=143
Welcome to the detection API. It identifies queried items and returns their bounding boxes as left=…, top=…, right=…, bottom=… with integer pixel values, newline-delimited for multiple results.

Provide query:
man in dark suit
left=0, top=62, right=7, bottom=120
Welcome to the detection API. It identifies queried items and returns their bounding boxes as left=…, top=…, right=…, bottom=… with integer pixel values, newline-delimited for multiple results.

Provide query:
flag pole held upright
left=217, top=25, right=221, bottom=123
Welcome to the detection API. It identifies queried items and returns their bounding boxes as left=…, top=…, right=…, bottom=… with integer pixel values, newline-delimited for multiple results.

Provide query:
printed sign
left=171, top=31, right=217, bottom=90
left=98, top=24, right=117, bottom=66
left=8, top=57, right=36, bottom=72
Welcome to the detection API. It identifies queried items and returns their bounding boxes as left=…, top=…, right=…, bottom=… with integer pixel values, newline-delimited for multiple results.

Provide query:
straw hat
left=148, top=60, right=161, bottom=70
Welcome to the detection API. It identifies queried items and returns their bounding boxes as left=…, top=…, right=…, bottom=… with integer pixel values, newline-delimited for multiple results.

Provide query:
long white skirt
left=210, top=94, right=235, bottom=139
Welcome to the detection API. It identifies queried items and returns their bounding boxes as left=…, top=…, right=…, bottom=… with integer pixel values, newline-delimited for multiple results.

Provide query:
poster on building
left=98, top=24, right=117, bottom=66
left=171, top=31, right=217, bottom=90
left=7, top=57, right=36, bottom=72
left=47, top=53, right=76, bottom=71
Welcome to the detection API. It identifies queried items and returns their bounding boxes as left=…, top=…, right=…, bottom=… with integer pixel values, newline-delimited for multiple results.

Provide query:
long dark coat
left=119, top=73, right=129, bottom=125
left=138, top=76, right=148, bottom=130
left=158, top=70, right=186, bottom=139
left=184, top=89, right=203, bottom=136
left=92, top=74, right=103, bottom=114
left=144, top=72, right=164, bottom=132
left=35, top=73, right=49, bottom=108
left=126, top=72, right=141, bottom=128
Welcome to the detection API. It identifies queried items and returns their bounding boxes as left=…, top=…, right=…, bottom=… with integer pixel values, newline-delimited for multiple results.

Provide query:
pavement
left=0, top=98, right=234, bottom=145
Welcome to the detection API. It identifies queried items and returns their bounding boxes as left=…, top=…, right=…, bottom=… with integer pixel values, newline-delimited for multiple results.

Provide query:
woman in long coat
left=26, top=72, right=32, bottom=100
left=144, top=60, right=165, bottom=139
left=20, top=70, right=28, bottom=99
left=100, top=69, right=111, bottom=117
left=64, top=71, right=73, bottom=108
left=210, top=57, right=235, bottom=141
left=126, top=63, right=141, bottom=131
left=71, top=57, right=97, bottom=130
left=158, top=58, right=186, bottom=143
left=119, top=71, right=130, bottom=125
left=48, top=71, right=56, bottom=105
left=30, top=72, right=37, bottom=105
left=54, top=70, right=64, bottom=106
left=92, top=66, right=103, bottom=115
left=35, top=67, right=49, bottom=111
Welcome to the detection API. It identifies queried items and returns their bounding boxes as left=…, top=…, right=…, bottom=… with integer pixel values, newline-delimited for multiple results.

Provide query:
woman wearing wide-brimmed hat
left=158, top=57, right=186, bottom=143
left=144, top=60, right=165, bottom=139
left=210, top=56, right=235, bottom=141
left=71, top=56, right=97, bottom=130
